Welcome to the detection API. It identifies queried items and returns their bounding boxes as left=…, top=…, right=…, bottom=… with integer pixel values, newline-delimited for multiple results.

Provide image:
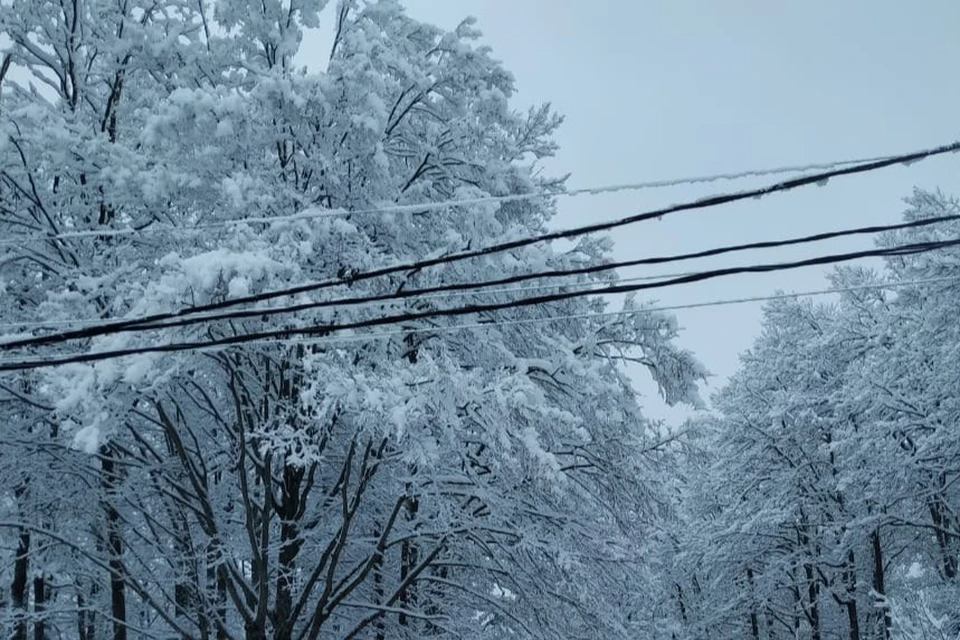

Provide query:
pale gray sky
left=346, top=1, right=960, bottom=422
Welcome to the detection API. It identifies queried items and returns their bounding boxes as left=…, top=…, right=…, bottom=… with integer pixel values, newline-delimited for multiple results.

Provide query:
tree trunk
left=12, top=529, right=30, bottom=640
left=841, top=549, right=860, bottom=640
left=245, top=621, right=267, bottom=640
left=33, top=574, right=47, bottom=640
left=217, top=565, right=228, bottom=640
left=77, top=592, right=87, bottom=640
left=675, top=583, right=688, bottom=625
left=790, top=582, right=803, bottom=635
left=928, top=489, right=958, bottom=580
left=275, top=462, right=305, bottom=640
left=746, top=568, right=760, bottom=640
left=76, top=581, right=99, bottom=640
left=373, top=523, right=386, bottom=640
left=845, top=598, right=860, bottom=640
left=171, top=511, right=200, bottom=640
left=871, top=529, right=891, bottom=640
left=797, top=523, right=822, bottom=640
left=207, top=541, right=228, bottom=640
left=399, top=496, right=420, bottom=628
left=175, top=580, right=196, bottom=638
left=101, top=446, right=127, bottom=640
left=805, top=562, right=822, bottom=640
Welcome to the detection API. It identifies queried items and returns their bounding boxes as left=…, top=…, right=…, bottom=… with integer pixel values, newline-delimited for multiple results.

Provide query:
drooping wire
left=0, top=237, right=955, bottom=371
left=0, top=272, right=692, bottom=332
left=0, top=151, right=907, bottom=247
left=231, top=275, right=960, bottom=352
left=4, top=142, right=958, bottom=351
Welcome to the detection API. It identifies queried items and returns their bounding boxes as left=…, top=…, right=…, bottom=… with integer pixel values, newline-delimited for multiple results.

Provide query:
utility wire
left=5, top=210, right=958, bottom=350
left=0, top=237, right=956, bottom=371
left=0, top=272, right=693, bottom=332
left=0, top=152, right=906, bottom=247
left=97, top=144, right=960, bottom=311
left=231, top=275, right=960, bottom=352
left=2, top=274, right=954, bottom=365
left=3, top=139, right=953, bottom=342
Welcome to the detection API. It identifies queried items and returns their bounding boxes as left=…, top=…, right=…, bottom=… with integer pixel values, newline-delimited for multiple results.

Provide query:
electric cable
left=4, top=210, right=957, bottom=350
left=0, top=271, right=693, bottom=332
left=237, top=274, right=960, bottom=352
left=0, top=236, right=955, bottom=371
left=0, top=151, right=909, bottom=247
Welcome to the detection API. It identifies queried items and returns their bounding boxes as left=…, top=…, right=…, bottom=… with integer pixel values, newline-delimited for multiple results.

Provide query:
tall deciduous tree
left=654, top=190, right=960, bottom=640
left=1, top=1, right=704, bottom=638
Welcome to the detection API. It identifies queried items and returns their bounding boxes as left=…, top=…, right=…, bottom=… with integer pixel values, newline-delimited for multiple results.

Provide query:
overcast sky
left=311, top=1, right=957, bottom=423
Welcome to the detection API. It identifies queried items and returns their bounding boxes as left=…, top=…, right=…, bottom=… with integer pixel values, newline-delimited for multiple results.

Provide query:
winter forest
left=0, top=1, right=958, bottom=639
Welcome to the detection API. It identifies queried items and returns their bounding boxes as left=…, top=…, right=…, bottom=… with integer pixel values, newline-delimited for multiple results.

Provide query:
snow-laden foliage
left=0, top=2, right=704, bottom=638
left=650, top=190, right=960, bottom=640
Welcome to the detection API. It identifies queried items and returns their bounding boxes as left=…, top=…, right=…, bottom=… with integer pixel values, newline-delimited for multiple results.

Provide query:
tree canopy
left=0, top=1, right=705, bottom=638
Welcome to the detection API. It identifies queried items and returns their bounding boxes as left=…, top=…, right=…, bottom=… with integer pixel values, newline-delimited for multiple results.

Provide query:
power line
left=3, top=139, right=953, bottom=341
left=229, top=275, right=960, bottom=352
left=77, top=141, right=960, bottom=329
left=6, top=210, right=958, bottom=350
left=5, top=270, right=956, bottom=370
left=0, top=272, right=694, bottom=332
left=0, top=152, right=905, bottom=247
left=0, top=237, right=955, bottom=371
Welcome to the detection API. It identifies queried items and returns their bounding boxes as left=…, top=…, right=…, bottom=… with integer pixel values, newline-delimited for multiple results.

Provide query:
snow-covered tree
left=656, top=190, right=960, bottom=640
left=0, top=1, right=704, bottom=638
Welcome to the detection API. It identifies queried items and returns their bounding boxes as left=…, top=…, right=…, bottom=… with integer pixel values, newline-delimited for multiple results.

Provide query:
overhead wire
left=0, top=151, right=908, bottom=247
left=0, top=272, right=693, bottom=332
left=4, top=139, right=959, bottom=350
left=4, top=209, right=958, bottom=349
left=0, top=236, right=956, bottom=371
left=233, top=274, right=960, bottom=352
